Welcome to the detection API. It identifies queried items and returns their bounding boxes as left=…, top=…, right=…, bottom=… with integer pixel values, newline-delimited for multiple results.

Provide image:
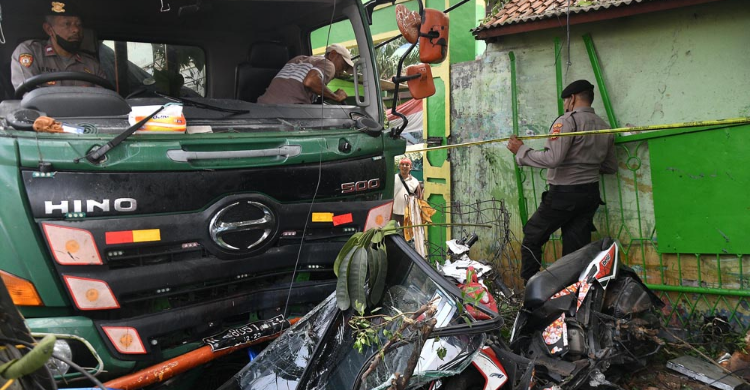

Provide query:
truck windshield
left=99, top=41, right=207, bottom=98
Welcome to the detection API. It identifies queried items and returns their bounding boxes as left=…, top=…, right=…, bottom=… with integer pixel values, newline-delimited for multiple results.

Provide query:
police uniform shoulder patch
left=550, top=122, right=563, bottom=141
left=51, top=2, right=66, bottom=13
left=19, top=54, right=34, bottom=68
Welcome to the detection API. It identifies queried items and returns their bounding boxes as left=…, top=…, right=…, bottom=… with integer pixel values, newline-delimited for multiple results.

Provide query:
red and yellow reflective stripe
left=105, top=229, right=161, bottom=245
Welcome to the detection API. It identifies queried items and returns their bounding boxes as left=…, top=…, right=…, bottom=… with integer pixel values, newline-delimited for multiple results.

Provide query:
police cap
left=45, top=1, right=81, bottom=17
left=561, top=79, right=594, bottom=99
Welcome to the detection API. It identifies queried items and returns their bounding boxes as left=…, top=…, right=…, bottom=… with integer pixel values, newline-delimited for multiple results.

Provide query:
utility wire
left=407, top=117, right=750, bottom=154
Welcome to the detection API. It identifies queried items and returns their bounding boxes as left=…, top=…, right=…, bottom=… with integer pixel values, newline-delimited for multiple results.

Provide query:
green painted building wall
left=451, top=0, right=750, bottom=330
left=311, top=0, right=487, bottom=255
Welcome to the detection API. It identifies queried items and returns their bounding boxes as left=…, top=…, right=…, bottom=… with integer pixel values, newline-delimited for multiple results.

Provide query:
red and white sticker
left=19, top=54, right=33, bottom=68
left=550, top=123, right=562, bottom=140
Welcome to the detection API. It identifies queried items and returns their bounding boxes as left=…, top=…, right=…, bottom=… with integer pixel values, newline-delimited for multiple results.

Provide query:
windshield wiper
left=76, top=103, right=174, bottom=164
left=156, top=92, right=250, bottom=115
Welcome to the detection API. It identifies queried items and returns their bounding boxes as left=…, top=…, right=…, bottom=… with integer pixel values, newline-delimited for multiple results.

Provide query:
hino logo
left=44, top=198, right=138, bottom=215
left=209, top=201, right=276, bottom=251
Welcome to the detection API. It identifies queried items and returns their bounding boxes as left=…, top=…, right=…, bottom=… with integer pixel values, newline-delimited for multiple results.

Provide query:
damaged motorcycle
left=510, top=238, right=665, bottom=389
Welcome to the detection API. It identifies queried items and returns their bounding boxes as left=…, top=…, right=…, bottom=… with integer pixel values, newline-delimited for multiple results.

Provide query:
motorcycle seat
left=524, top=238, right=614, bottom=310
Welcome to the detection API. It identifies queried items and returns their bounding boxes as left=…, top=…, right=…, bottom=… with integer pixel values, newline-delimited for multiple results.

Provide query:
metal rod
left=647, top=284, right=750, bottom=298
left=103, top=318, right=300, bottom=390
left=554, top=37, right=564, bottom=116
left=407, top=117, right=750, bottom=153
left=583, top=33, right=619, bottom=128
left=508, top=51, right=529, bottom=225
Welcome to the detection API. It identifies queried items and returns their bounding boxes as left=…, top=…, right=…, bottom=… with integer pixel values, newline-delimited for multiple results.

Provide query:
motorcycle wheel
left=442, top=366, right=484, bottom=390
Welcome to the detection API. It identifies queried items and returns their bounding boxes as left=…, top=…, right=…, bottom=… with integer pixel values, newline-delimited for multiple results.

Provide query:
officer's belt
left=549, top=182, right=599, bottom=193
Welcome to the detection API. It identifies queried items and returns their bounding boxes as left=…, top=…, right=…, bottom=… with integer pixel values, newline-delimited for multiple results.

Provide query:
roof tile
left=476, top=0, right=665, bottom=33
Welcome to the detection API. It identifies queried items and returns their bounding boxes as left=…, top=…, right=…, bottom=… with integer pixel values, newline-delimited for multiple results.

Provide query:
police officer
left=10, top=1, right=106, bottom=91
left=507, top=80, right=617, bottom=282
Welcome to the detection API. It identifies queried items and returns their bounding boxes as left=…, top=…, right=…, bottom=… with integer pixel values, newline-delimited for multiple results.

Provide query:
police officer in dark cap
left=10, top=1, right=106, bottom=91
left=507, top=79, right=617, bottom=282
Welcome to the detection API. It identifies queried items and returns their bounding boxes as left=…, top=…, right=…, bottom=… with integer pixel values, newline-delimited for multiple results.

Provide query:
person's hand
left=333, top=89, right=348, bottom=102
left=507, top=135, right=524, bottom=155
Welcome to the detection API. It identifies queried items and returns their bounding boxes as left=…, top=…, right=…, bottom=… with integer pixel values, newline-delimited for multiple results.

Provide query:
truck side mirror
left=396, top=4, right=420, bottom=44
left=419, top=9, right=449, bottom=64
left=396, top=5, right=450, bottom=64
left=405, top=64, right=435, bottom=99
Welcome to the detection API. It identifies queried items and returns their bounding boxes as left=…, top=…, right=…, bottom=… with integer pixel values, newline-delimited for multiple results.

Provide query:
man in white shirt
left=392, top=157, right=422, bottom=226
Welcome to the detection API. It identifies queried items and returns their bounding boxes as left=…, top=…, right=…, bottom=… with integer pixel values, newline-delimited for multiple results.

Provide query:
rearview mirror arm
left=389, top=39, right=419, bottom=139
left=363, top=0, right=397, bottom=25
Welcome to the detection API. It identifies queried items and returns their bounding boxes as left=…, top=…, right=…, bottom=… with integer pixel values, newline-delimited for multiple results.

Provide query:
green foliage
left=482, top=0, right=510, bottom=24
left=336, top=220, right=399, bottom=315
left=436, top=343, right=447, bottom=360
left=150, top=43, right=206, bottom=94
left=349, top=309, right=407, bottom=355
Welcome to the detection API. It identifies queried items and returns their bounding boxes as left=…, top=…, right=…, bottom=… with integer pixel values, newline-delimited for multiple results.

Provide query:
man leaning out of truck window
left=257, top=44, right=354, bottom=105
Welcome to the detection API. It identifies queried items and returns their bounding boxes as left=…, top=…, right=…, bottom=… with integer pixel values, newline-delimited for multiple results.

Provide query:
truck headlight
left=46, top=339, right=72, bottom=376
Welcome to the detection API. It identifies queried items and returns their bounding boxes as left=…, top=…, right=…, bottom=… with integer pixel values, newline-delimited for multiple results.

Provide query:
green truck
left=0, top=0, right=445, bottom=385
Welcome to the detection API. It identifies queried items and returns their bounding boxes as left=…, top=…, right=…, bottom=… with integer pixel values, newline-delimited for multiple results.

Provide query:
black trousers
left=520, top=183, right=601, bottom=281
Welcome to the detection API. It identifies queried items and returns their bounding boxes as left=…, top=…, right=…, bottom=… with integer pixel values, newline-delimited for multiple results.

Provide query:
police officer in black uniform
left=507, top=80, right=617, bottom=282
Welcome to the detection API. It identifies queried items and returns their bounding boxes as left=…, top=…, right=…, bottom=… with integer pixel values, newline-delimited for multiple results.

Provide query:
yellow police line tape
left=406, top=116, right=750, bottom=154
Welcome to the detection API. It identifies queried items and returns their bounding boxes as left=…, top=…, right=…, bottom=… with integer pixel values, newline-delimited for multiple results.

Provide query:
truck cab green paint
left=0, top=0, right=403, bottom=381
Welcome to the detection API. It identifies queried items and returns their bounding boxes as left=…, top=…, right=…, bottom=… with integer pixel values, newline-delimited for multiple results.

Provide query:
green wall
left=451, top=0, right=750, bottom=279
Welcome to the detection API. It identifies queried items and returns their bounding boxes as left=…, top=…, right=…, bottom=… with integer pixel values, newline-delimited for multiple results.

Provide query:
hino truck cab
left=0, top=0, right=444, bottom=386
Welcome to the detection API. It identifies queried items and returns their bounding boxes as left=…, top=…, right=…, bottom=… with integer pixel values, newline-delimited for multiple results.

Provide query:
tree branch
left=360, top=300, right=437, bottom=385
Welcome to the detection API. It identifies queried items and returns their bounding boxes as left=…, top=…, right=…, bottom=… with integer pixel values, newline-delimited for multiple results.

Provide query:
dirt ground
left=623, top=366, right=716, bottom=390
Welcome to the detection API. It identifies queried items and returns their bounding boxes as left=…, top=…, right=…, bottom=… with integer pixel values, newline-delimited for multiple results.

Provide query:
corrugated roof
left=474, top=0, right=660, bottom=33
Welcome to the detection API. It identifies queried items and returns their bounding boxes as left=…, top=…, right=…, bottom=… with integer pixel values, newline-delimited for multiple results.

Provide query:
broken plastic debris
left=667, top=355, right=748, bottom=390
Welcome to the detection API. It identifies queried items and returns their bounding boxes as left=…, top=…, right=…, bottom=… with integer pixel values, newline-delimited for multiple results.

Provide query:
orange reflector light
left=102, top=326, right=147, bottom=354
left=63, top=275, right=119, bottom=310
left=332, top=213, right=353, bottom=226
left=0, top=270, right=43, bottom=306
left=364, top=201, right=393, bottom=231
left=42, top=223, right=102, bottom=265
left=311, top=212, right=334, bottom=222
left=105, top=229, right=161, bottom=245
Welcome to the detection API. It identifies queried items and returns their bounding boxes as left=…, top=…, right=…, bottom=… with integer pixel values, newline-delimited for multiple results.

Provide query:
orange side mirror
left=419, top=9, right=449, bottom=64
left=405, top=64, right=435, bottom=99
left=395, top=4, right=420, bottom=44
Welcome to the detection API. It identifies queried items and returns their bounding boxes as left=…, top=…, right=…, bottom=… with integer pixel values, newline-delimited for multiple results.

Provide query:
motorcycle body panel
left=470, top=347, right=509, bottom=390
left=510, top=238, right=664, bottom=390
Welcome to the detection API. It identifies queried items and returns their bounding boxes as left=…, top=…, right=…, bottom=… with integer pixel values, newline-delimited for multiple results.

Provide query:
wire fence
left=519, top=135, right=750, bottom=334
left=420, top=199, right=524, bottom=292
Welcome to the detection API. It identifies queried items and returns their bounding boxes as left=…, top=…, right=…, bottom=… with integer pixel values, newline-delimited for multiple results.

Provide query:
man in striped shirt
left=257, top=44, right=353, bottom=105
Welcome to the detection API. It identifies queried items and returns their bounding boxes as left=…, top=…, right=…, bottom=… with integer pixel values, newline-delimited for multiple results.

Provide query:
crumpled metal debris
left=667, top=355, right=748, bottom=390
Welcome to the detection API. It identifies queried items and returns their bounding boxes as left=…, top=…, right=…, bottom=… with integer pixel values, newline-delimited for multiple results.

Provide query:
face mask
left=53, top=31, right=82, bottom=53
